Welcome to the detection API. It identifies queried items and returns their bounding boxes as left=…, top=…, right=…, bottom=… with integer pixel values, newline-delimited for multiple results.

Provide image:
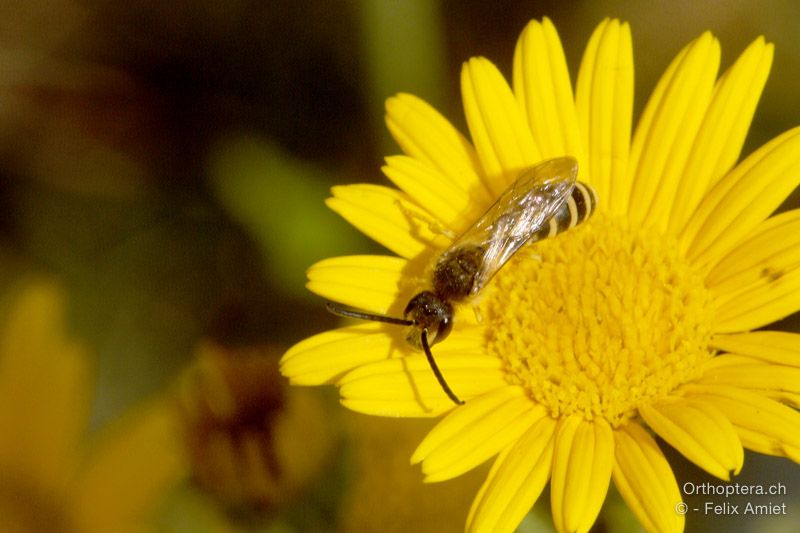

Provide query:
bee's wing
left=449, top=157, right=578, bottom=296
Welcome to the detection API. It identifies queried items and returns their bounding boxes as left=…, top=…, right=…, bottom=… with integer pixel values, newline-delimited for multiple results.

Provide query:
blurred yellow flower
left=281, top=17, right=800, bottom=533
left=0, top=281, right=186, bottom=532
left=176, top=341, right=336, bottom=513
left=338, top=413, right=486, bottom=533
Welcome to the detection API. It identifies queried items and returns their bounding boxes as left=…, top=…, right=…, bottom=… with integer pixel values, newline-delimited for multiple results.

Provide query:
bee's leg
left=472, top=306, right=483, bottom=323
left=393, top=199, right=456, bottom=240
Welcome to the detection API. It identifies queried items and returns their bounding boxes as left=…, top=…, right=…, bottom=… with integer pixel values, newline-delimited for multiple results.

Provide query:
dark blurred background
left=0, top=1, right=798, bottom=531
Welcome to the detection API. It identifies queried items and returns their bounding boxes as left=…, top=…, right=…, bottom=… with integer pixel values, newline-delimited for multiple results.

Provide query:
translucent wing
left=447, top=156, right=578, bottom=296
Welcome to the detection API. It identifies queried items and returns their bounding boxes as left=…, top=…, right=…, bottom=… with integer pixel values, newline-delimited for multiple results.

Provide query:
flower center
left=481, top=214, right=715, bottom=427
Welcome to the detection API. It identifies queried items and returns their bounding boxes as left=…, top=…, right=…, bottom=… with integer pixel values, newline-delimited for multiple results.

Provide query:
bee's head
left=403, top=291, right=453, bottom=350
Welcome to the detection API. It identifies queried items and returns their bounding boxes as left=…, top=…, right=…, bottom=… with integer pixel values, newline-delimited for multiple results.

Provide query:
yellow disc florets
left=482, top=214, right=715, bottom=427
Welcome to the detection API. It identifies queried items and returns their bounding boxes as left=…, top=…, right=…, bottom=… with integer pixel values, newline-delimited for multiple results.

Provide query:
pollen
left=482, top=214, right=715, bottom=427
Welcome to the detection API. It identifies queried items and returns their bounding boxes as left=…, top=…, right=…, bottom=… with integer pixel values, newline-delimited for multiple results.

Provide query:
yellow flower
left=0, top=281, right=186, bottom=532
left=281, top=17, right=800, bottom=533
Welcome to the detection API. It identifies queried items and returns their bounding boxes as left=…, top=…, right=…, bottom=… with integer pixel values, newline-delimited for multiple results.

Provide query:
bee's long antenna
left=420, top=329, right=465, bottom=406
left=326, top=302, right=413, bottom=326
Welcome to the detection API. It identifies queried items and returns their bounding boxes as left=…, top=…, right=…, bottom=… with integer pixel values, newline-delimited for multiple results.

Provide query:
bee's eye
left=434, top=315, right=452, bottom=344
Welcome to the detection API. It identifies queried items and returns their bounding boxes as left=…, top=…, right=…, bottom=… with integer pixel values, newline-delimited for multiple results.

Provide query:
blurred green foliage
left=208, top=136, right=369, bottom=301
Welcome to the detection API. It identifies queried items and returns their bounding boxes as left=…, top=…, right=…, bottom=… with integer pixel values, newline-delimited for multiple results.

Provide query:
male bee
left=328, top=157, right=597, bottom=405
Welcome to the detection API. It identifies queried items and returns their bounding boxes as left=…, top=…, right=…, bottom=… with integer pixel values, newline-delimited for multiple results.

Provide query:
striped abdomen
left=532, top=181, right=597, bottom=241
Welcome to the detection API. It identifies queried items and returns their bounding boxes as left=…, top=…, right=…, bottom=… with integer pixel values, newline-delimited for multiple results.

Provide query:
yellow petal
left=383, top=155, right=481, bottom=232
left=695, top=356, right=800, bottom=406
left=734, top=425, right=800, bottom=461
left=385, top=93, right=491, bottom=199
left=682, top=126, right=800, bottom=266
left=699, top=356, right=800, bottom=395
left=73, top=400, right=187, bottom=532
left=706, top=209, right=800, bottom=291
left=0, top=282, right=91, bottom=488
left=575, top=18, right=634, bottom=215
left=306, top=255, right=411, bottom=315
left=612, top=422, right=684, bottom=533
left=280, top=324, right=405, bottom=385
left=461, top=57, right=541, bottom=195
left=639, top=398, right=743, bottom=479
left=713, top=266, right=800, bottom=333
left=551, top=416, right=614, bottom=533
left=513, top=18, right=583, bottom=165
left=684, top=384, right=800, bottom=460
left=339, top=353, right=505, bottom=417
left=412, top=386, right=523, bottom=462
left=627, top=32, right=720, bottom=230
left=762, top=391, right=800, bottom=408
left=415, top=389, right=546, bottom=482
left=0, top=343, right=90, bottom=491
left=669, top=37, right=774, bottom=232
left=710, top=330, right=800, bottom=366
left=282, top=323, right=486, bottom=386
left=326, top=184, right=450, bottom=259
left=466, top=416, right=556, bottom=533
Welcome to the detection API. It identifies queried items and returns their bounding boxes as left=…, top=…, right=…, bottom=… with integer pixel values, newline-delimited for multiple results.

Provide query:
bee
left=327, top=157, right=597, bottom=405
